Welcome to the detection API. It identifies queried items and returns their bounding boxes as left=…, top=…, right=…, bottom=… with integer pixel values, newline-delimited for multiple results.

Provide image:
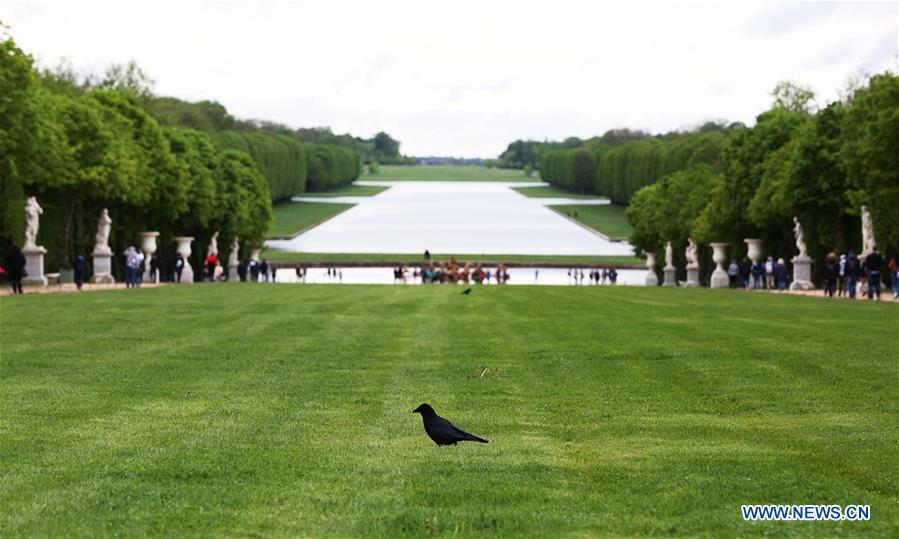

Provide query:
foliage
left=210, top=131, right=308, bottom=202
left=0, top=31, right=39, bottom=247
left=305, top=144, right=359, bottom=192
left=841, top=73, right=899, bottom=250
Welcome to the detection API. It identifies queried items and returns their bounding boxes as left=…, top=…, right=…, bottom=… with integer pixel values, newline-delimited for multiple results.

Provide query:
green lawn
left=2, top=286, right=897, bottom=536
left=512, top=185, right=606, bottom=199
left=373, top=165, right=537, bottom=181
left=269, top=201, right=354, bottom=238
left=550, top=203, right=634, bottom=241
left=300, top=184, right=390, bottom=197
left=260, top=250, right=642, bottom=266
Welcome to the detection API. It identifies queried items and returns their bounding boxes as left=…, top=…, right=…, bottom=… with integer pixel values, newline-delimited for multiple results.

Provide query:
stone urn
left=644, top=252, right=658, bottom=287
left=710, top=242, right=729, bottom=289
left=140, top=231, right=159, bottom=283
left=174, top=236, right=194, bottom=283
left=744, top=238, right=763, bottom=268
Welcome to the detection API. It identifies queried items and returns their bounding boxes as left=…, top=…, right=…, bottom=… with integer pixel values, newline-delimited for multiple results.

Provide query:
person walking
left=728, top=260, right=739, bottom=288
left=6, top=245, right=25, bottom=294
left=73, top=255, right=86, bottom=291
left=889, top=253, right=899, bottom=300
left=751, top=259, right=764, bottom=289
left=248, top=258, right=259, bottom=282
left=765, top=256, right=775, bottom=290
left=864, top=246, right=884, bottom=300
left=837, top=254, right=848, bottom=297
left=205, top=252, right=218, bottom=282
left=845, top=251, right=860, bottom=299
left=174, top=254, right=184, bottom=283
left=259, top=259, right=270, bottom=282
left=738, top=257, right=751, bottom=289
left=823, top=252, right=838, bottom=297
left=774, top=258, right=787, bottom=290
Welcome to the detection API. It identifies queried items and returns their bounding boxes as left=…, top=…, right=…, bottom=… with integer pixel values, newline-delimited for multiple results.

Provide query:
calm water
left=266, top=181, right=634, bottom=256
left=267, top=266, right=647, bottom=286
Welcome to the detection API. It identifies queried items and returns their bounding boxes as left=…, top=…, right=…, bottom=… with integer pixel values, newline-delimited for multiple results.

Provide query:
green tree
left=841, top=72, right=899, bottom=250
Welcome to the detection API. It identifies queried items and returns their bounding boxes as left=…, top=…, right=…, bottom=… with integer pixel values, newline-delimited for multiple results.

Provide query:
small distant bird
left=461, top=288, right=472, bottom=295
left=413, top=403, right=489, bottom=446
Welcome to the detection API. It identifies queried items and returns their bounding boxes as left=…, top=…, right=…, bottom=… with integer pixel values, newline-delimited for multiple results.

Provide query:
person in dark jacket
left=259, top=259, right=269, bottom=282
left=823, top=252, right=839, bottom=297
left=6, top=245, right=26, bottom=294
left=751, top=260, right=765, bottom=289
left=73, top=255, right=86, bottom=291
left=738, top=257, right=751, bottom=289
left=774, top=258, right=788, bottom=290
left=864, top=246, right=884, bottom=300
left=845, top=252, right=860, bottom=299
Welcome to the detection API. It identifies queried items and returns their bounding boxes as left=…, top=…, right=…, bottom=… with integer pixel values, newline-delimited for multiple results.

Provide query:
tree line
left=0, top=31, right=362, bottom=276
left=540, top=129, right=728, bottom=202
left=626, top=76, right=898, bottom=280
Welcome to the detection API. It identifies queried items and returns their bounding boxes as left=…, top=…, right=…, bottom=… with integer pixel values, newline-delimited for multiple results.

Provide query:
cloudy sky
left=3, top=1, right=896, bottom=157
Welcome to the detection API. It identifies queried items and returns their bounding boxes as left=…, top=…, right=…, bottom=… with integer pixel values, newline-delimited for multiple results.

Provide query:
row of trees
left=626, top=75, right=898, bottom=278
left=540, top=131, right=726, bottom=202
left=2, top=32, right=300, bottom=277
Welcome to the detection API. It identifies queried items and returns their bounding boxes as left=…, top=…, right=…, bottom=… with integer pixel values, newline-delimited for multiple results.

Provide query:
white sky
left=2, top=1, right=897, bottom=157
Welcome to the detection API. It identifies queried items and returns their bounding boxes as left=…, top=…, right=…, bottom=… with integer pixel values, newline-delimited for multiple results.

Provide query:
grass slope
left=550, top=203, right=634, bottom=241
left=2, top=286, right=897, bottom=536
left=260, top=250, right=642, bottom=266
left=512, top=185, right=606, bottom=199
left=301, top=184, right=390, bottom=197
left=374, top=165, right=537, bottom=181
left=269, top=201, right=354, bottom=238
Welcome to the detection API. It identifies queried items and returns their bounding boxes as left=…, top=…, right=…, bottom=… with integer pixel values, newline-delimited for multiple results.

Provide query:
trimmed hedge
left=209, top=131, right=307, bottom=202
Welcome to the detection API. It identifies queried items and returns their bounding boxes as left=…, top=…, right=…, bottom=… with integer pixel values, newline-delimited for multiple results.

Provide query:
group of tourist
left=566, top=267, right=618, bottom=285
left=394, top=259, right=511, bottom=285
left=821, top=247, right=896, bottom=300
left=724, top=247, right=897, bottom=300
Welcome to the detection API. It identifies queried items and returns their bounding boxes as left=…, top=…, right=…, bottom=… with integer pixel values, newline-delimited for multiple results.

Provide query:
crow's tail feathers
left=467, top=433, right=489, bottom=443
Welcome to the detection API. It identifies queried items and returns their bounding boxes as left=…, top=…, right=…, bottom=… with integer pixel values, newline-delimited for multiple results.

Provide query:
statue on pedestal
left=228, top=236, right=240, bottom=267
left=24, top=196, right=43, bottom=249
left=861, top=205, right=876, bottom=254
left=664, top=241, right=674, bottom=269
left=686, top=237, right=699, bottom=268
left=792, top=216, right=807, bottom=258
left=207, top=231, right=219, bottom=257
left=94, top=209, right=112, bottom=254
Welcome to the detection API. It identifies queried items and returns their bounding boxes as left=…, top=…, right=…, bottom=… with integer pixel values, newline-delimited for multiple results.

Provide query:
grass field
left=373, top=165, right=537, bottom=181
left=260, top=250, right=642, bottom=266
left=2, top=286, right=896, bottom=536
left=301, top=184, right=390, bottom=197
left=550, top=203, right=634, bottom=241
left=269, top=201, right=354, bottom=238
left=512, top=185, right=606, bottom=199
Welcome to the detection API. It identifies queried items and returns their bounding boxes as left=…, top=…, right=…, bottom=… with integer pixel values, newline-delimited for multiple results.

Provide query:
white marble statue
left=228, top=236, right=240, bottom=267
left=861, top=205, right=876, bottom=254
left=686, top=237, right=699, bottom=268
left=24, top=196, right=43, bottom=249
left=793, top=216, right=807, bottom=258
left=94, top=208, right=112, bottom=253
left=207, top=231, right=219, bottom=256
left=664, top=241, right=674, bottom=268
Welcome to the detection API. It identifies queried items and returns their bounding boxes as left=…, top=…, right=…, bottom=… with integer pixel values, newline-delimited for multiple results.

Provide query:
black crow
left=412, top=403, right=489, bottom=445
left=461, top=288, right=472, bottom=295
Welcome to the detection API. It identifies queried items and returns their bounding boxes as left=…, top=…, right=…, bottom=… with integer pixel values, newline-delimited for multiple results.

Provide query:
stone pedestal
left=22, top=246, right=48, bottom=286
left=140, top=231, right=159, bottom=284
left=91, top=247, right=115, bottom=283
left=175, top=236, right=194, bottom=284
left=710, top=242, right=730, bottom=289
left=644, top=252, right=658, bottom=286
left=685, top=265, right=700, bottom=287
left=228, top=263, right=239, bottom=282
left=790, top=255, right=814, bottom=290
left=662, top=266, right=677, bottom=287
